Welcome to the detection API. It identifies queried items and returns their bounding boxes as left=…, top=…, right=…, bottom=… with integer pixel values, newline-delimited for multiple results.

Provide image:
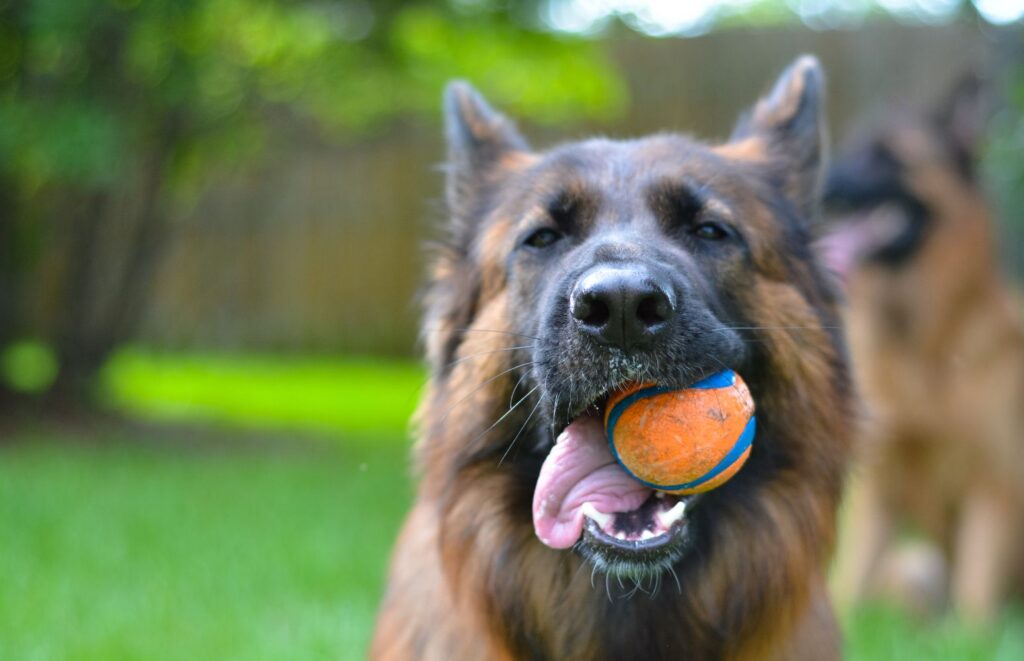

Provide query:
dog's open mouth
left=581, top=492, right=693, bottom=549
left=532, top=403, right=697, bottom=564
left=819, top=204, right=912, bottom=277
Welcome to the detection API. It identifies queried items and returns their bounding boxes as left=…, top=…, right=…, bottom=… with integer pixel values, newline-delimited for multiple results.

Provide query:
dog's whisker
left=711, top=325, right=838, bottom=332
left=451, top=327, right=541, bottom=341
left=707, top=353, right=730, bottom=373
left=509, top=369, right=532, bottom=410
left=468, top=385, right=539, bottom=449
left=445, top=345, right=532, bottom=370
left=625, top=578, right=641, bottom=600
left=549, top=392, right=560, bottom=437
left=498, top=392, right=544, bottom=466
left=436, top=361, right=535, bottom=423
left=569, top=557, right=590, bottom=587
left=668, top=565, right=682, bottom=595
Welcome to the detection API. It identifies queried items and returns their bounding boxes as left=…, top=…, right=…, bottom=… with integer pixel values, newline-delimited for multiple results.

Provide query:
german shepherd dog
left=823, top=77, right=1024, bottom=623
left=372, top=56, right=854, bottom=660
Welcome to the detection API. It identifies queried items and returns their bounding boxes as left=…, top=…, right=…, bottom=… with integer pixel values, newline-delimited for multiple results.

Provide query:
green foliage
left=101, top=349, right=426, bottom=437
left=0, top=339, right=58, bottom=393
left=0, top=0, right=625, bottom=199
left=390, top=6, right=625, bottom=124
left=0, top=1, right=625, bottom=399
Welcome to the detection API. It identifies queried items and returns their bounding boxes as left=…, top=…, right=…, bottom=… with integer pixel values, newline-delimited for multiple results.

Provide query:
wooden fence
left=125, top=22, right=1012, bottom=355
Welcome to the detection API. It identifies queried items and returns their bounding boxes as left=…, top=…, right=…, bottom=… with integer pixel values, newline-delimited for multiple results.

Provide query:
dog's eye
left=523, top=228, right=564, bottom=249
left=691, top=222, right=730, bottom=241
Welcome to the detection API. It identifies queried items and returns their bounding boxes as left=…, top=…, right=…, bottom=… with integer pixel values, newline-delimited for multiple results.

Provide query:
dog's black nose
left=570, top=266, right=675, bottom=350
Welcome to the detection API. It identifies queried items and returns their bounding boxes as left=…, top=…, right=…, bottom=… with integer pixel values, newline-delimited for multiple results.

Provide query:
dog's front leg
left=831, top=468, right=892, bottom=612
left=951, top=483, right=1016, bottom=625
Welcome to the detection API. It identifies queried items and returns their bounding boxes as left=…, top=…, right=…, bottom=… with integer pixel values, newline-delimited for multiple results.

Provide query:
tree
left=0, top=0, right=624, bottom=409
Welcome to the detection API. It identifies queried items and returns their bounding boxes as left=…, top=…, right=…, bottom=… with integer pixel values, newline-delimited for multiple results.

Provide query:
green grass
left=0, top=432, right=410, bottom=660
left=845, top=601, right=1024, bottom=660
left=3, top=349, right=1024, bottom=658
left=100, top=349, right=426, bottom=437
left=4, top=432, right=1024, bottom=660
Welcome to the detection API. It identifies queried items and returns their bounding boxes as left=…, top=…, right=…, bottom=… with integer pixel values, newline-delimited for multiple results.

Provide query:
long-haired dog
left=373, top=56, right=854, bottom=659
left=824, top=76, right=1024, bottom=624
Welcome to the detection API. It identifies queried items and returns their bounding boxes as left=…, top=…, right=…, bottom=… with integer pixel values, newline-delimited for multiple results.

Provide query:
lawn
left=100, top=349, right=426, bottom=437
left=2, top=349, right=1023, bottom=659
left=0, top=430, right=411, bottom=660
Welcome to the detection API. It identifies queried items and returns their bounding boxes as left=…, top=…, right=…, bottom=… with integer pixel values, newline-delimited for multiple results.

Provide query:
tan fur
left=832, top=123, right=1024, bottom=624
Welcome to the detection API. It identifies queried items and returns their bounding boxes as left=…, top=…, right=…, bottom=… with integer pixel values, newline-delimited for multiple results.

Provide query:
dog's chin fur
left=372, top=59, right=855, bottom=661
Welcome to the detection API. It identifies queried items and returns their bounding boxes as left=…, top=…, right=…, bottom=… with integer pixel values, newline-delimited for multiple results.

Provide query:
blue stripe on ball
left=689, top=369, right=735, bottom=389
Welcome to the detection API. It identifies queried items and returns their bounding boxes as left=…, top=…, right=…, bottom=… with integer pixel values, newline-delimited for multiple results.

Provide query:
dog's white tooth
left=615, top=531, right=627, bottom=540
left=640, top=529, right=655, bottom=540
left=581, top=502, right=613, bottom=528
left=657, top=501, right=687, bottom=528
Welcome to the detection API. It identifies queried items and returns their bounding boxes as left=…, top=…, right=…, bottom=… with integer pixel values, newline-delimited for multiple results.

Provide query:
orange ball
left=603, top=370, right=756, bottom=495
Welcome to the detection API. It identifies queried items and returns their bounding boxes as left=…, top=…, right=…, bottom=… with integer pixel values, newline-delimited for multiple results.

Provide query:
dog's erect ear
left=931, top=72, right=988, bottom=179
left=444, top=81, right=529, bottom=226
left=731, top=56, right=827, bottom=219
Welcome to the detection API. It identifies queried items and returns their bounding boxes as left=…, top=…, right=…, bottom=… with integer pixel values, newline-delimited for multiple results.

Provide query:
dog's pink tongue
left=819, top=209, right=906, bottom=279
left=532, top=416, right=651, bottom=549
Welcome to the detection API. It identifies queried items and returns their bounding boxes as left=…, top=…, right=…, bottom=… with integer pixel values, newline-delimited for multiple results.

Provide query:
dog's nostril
left=572, top=293, right=611, bottom=328
left=583, top=298, right=610, bottom=327
left=636, top=293, right=671, bottom=328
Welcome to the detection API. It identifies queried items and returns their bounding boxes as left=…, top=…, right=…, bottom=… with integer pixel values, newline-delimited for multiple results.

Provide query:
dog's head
left=422, top=57, right=847, bottom=582
left=820, top=74, right=988, bottom=277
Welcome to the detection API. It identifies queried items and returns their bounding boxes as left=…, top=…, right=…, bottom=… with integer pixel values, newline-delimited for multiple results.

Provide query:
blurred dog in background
left=822, top=75, right=1024, bottom=624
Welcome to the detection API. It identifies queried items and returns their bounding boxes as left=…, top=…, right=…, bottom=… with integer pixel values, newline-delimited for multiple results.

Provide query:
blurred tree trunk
left=30, top=10, right=184, bottom=411
left=0, top=182, right=18, bottom=407
left=0, top=183, right=16, bottom=345
left=0, top=0, right=25, bottom=407
left=44, top=115, right=181, bottom=410
left=44, top=189, right=113, bottom=409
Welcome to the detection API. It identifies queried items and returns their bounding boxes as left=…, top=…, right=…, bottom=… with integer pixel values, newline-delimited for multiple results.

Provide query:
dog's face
left=821, top=75, right=985, bottom=275
left=427, top=58, right=841, bottom=581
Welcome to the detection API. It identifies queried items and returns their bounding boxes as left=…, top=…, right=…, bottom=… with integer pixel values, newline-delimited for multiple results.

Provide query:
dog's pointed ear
left=731, top=56, right=827, bottom=219
left=931, top=72, right=988, bottom=178
left=444, top=81, right=529, bottom=225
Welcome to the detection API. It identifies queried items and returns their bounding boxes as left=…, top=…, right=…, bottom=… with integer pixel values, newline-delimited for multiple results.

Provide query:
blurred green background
left=1, top=0, right=1023, bottom=658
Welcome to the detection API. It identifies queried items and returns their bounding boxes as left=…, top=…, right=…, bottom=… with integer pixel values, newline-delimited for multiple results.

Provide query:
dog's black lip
left=579, top=494, right=703, bottom=554
left=582, top=517, right=685, bottom=551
